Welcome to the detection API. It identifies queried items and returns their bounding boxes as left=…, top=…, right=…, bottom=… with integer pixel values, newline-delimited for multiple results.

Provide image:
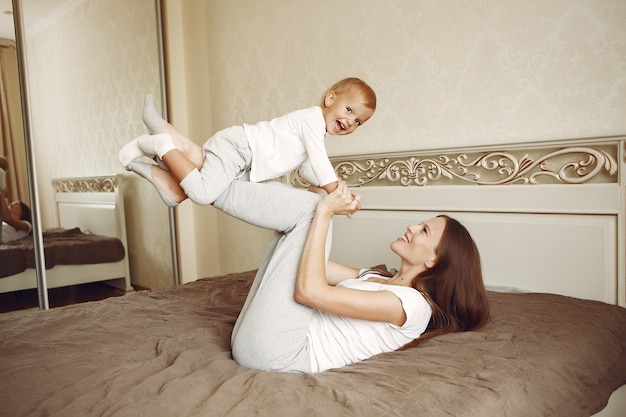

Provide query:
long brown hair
left=400, top=215, right=490, bottom=349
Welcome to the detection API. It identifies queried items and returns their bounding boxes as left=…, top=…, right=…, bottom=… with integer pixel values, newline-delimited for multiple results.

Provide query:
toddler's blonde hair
left=323, top=78, right=376, bottom=111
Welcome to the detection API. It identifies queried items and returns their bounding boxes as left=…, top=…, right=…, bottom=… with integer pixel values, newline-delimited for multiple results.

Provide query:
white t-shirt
left=244, top=106, right=337, bottom=187
left=307, top=271, right=432, bottom=372
left=1, top=221, right=31, bottom=243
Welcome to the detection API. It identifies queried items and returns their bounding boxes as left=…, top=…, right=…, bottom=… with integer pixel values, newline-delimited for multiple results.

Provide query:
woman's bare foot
left=129, top=161, right=185, bottom=207
left=151, top=164, right=187, bottom=204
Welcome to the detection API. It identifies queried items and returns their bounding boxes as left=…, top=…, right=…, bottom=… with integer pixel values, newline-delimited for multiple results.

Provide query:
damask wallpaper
left=197, top=0, right=625, bottom=157
left=167, top=0, right=626, bottom=278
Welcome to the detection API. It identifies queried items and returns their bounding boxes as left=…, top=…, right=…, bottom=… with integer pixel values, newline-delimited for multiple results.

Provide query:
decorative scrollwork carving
left=53, top=176, right=117, bottom=193
left=328, top=146, right=618, bottom=187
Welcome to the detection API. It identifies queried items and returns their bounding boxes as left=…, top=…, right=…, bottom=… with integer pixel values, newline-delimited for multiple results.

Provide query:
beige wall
left=167, top=0, right=626, bottom=281
left=24, top=0, right=174, bottom=289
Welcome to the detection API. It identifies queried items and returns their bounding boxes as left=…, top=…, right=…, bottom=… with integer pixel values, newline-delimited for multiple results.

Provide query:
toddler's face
left=322, top=91, right=374, bottom=136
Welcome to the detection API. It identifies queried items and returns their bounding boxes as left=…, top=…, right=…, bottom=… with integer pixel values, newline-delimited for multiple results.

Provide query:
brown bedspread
left=0, top=270, right=625, bottom=417
left=0, top=228, right=125, bottom=278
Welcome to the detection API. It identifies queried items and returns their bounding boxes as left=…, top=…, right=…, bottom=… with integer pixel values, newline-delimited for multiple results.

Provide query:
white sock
left=119, top=136, right=149, bottom=170
left=143, top=94, right=166, bottom=134
left=128, top=161, right=178, bottom=207
left=119, top=136, right=170, bottom=171
left=137, top=133, right=176, bottom=159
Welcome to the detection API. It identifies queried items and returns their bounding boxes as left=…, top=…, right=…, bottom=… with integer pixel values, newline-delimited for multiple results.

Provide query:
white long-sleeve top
left=244, top=106, right=337, bottom=187
left=1, top=220, right=31, bottom=243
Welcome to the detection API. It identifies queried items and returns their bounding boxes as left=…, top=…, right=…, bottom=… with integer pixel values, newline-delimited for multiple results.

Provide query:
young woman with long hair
left=205, top=179, right=490, bottom=372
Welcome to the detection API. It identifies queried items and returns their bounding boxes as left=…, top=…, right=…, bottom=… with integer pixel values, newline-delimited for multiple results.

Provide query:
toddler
left=119, top=78, right=376, bottom=206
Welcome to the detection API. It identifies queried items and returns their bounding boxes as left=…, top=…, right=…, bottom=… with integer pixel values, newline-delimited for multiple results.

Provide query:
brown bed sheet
left=0, top=270, right=624, bottom=417
left=0, top=228, right=125, bottom=278
left=0, top=245, right=25, bottom=278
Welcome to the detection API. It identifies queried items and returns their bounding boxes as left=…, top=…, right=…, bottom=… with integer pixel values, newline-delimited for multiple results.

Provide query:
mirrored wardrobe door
left=5, top=0, right=178, bottom=310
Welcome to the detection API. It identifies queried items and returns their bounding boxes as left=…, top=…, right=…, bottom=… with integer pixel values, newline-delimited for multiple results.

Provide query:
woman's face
left=8, top=201, right=23, bottom=221
left=390, top=217, right=447, bottom=269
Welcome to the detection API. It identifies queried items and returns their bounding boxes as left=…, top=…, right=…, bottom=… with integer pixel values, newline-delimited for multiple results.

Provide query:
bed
left=0, top=137, right=625, bottom=417
left=0, top=175, right=132, bottom=294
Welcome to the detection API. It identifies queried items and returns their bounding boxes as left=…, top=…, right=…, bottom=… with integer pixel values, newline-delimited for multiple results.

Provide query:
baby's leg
left=147, top=126, right=252, bottom=206
left=143, top=94, right=203, bottom=168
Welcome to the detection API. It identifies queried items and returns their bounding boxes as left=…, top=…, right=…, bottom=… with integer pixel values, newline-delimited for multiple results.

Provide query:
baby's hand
left=320, top=181, right=361, bottom=219
left=307, top=185, right=328, bottom=197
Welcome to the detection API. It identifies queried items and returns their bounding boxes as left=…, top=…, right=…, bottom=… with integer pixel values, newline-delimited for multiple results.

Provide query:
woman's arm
left=0, top=192, right=29, bottom=231
left=325, top=260, right=360, bottom=285
left=306, top=185, right=361, bottom=284
left=295, top=183, right=407, bottom=327
left=0, top=191, right=11, bottom=219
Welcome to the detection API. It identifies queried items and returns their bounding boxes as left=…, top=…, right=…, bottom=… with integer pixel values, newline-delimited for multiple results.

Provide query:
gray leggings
left=213, top=179, right=323, bottom=372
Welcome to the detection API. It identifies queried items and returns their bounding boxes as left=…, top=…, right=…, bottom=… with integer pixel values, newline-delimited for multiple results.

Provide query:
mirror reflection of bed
left=0, top=0, right=176, bottom=312
left=0, top=175, right=131, bottom=312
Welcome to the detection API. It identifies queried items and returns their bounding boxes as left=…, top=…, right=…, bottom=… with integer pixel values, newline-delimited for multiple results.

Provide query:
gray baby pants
left=213, top=179, right=323, bottom=372
left=180, top=126, right=253, bottom=205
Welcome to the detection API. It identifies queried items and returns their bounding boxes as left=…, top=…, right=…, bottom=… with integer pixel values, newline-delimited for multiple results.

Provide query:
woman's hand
left=317, top=181, right=361, bottom=219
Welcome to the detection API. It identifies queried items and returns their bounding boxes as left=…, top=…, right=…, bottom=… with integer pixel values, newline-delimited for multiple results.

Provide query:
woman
left=122, top=121, right=490, bottom=373
left=209, top=180, right=489, bottom=372
left=1, top=190, right=32, bottom=243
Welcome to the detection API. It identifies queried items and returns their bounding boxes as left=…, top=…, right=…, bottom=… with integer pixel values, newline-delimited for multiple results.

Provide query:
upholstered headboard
left=53, top=175, right=128, bottom=240
left=52, top=174, right=131, bottom=291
